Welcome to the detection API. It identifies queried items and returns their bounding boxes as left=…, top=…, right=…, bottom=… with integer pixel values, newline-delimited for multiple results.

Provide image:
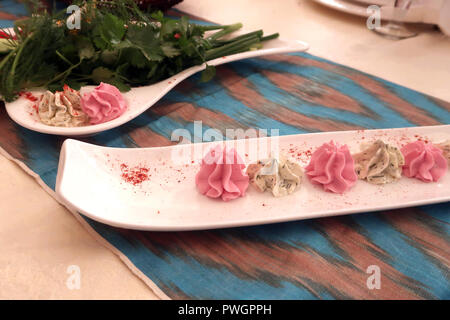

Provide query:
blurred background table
left=0, top=0, right=449, bottom=299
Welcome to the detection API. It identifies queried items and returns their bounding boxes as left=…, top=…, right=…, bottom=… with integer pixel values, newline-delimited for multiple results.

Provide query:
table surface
left=1, top=0, right=449, bottom=299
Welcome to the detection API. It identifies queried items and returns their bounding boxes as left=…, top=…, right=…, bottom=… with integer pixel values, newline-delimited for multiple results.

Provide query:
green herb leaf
left=125, top=24, right=164, bottom=62
left=200, top=65, right=216, bottom=82
left=91, top=66, right=115, bottom=83
left=107, top=78, right=131, bottom=92
left=0, top=1, right=276, bottom=102
left=77, top=37, right=96, bottom=60
left=92, top=13, right=126, bottom=49
left=161, top=42, right=181, bottom=58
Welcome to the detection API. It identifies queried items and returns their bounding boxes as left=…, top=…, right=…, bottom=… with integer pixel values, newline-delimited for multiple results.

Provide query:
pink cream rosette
left=305, top=141, right=358, bottom=193
left=401, top=141, right=447, bottom=182
left=195, top=145, right=249, bottom=201
left=81, top=82, right=127, bottom=125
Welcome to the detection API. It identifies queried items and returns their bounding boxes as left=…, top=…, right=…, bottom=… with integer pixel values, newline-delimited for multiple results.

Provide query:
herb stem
left=44, top=58, right=83, bottom=87
left=0, top=46, right=18, bottom=71
left=6, top=36, right=31, bottom=92
left=212, top=30, right=263, bottom=46
left=204, top=35, right=260, bottom=60
left=197, top=25, right=230, bottom=31
left=206, top=23, right=242, bottom=42
left=260, top=33, right=279, bottom=42
left=55, top=50, right=73, bottom=66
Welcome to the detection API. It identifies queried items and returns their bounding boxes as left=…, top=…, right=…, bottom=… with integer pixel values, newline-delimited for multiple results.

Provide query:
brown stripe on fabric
left=380, top=209, right=450, bottom=273
left=118, top=223, right=425, bottom=299
left=261, top=55, right=442, bottom=126
left=151, top=101, right=250, bottom=137
left=216, top=66, right=362, bottom=132
left=261, top=69, right=377, bottom=118
left=127, top=126, right=175, bottom=148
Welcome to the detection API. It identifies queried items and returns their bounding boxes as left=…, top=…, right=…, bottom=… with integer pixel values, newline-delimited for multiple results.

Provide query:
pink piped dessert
left=401, top=141, right=447, bottom=182
left=81, top=82, right=127, bottom=125
left=305, top=141, right=357, bottom=193
left=195, top=145, right=249, bottom=201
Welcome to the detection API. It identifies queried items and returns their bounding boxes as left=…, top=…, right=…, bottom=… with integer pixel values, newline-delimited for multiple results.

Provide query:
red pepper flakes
left=414, top=134, right=429, bottom=144
left=120, top=163, right=151, bottom=186
left=0, top=30, right=17, bottom=40
left=23, top=91, right=38, bottom=102
left=63, top=84, right=74, bottom=92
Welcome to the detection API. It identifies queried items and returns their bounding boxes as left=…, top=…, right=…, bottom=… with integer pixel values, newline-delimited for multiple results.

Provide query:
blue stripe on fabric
left=238, top=60, right=415, bottom=128
left=85, top=217, right=326, bottom=299
left=419, top=202, right=450, bottom=225
left=237, top=221, right=345, bottom=261
left=388, top=85, right=450, bottom=123
left=0, top=0, right=28, bottom=16
left=166, top=85, right=308, bottom=136
left=352, top=213, right=447, bottom=299
left=294, top=52, right=450, bottom=122
left=0, top=20, right=14, bottom=28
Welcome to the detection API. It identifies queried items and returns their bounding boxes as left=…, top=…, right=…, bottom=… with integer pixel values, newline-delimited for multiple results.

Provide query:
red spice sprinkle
left=120, top=163, right=150, bottom=186
left=0, top=30, right=17, bottom=40
left=23, top=91, right=38, bottom=102
left=63, top=84, right=74, bottom=92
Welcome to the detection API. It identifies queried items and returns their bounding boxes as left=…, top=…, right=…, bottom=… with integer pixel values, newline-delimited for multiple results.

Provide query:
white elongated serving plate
left=4, top=37, right=308, bottom=136
left=56, top=125, right=450, bottom=231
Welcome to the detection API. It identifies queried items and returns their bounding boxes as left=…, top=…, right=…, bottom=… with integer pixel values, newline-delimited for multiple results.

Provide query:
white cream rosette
left=353, top=140, right=404, bottom=185
left=246, top=154, right=303, bottom=197
left=38, top=88, right=89, bottom=127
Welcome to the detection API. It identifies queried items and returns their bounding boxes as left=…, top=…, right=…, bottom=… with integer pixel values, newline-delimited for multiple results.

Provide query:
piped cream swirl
left=353, top=140, right=404, bottom=184
left=246, top=154, right=303, bottom=197
left=38, top=87, right=89, bottom=127
left=435, top=140, right=450, bottom=165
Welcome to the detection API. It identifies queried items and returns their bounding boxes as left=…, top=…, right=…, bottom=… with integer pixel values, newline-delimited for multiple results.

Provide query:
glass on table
left=373, top=0, right=418, bottom=39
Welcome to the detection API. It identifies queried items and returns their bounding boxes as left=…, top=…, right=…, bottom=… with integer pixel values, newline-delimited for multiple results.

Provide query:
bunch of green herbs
left=0, top=0, right=278, bottom=102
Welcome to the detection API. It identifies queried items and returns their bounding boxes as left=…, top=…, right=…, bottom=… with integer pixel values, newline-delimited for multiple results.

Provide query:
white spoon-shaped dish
left=4, top=38, right=309, bottom=136
left=56, top=125, right=450, bottom=231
